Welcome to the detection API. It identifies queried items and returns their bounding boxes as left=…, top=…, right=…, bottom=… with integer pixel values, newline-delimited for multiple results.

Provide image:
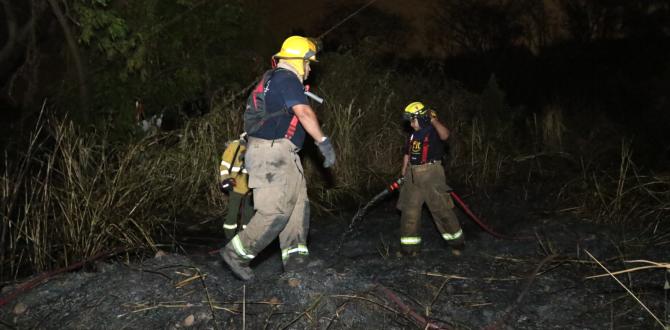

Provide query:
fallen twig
left=483, top=253, right=559, bottom=330
left=376, top=284, right=451, bottom=330
left=175, top=273, right=206, bottom=288
left=194, top=267, right=217, bottom=327
left=330, top=294, right=401, bottom=314
left=0, top=248, right=126, bottom=307
left=584, top=249, right=666, bottom=328
left=279, top=294, right=324, bottom=330
left=419, top=271, right=469, bottom=281
left=428, top=278, right=451, bottom=316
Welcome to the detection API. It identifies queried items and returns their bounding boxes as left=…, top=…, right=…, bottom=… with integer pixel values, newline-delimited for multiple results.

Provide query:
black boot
left=220, top=247, right=254, bottom=281
left=450, top=240, right=465, bottom=256
left=283, top=254, right=308, bottom=272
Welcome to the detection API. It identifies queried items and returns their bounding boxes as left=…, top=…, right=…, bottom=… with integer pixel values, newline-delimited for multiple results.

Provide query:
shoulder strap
left=421, top=135, right=430, bottom=164
left=245, top=68, right=292, bottom=135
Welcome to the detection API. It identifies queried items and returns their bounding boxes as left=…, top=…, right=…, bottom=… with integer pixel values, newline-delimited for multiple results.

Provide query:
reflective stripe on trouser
left=397, top=162, right=464, bottom=249
left=442, top=229, right=463, bottom=241
left=226, top=138, right=309, bottom=263
left=224, top=224, right=248, bottom=230
left=400, top=236, right=422, bottom=245
left=230, top=235, right=255, bottom=260
left=282, top=244, right=309, bottom=261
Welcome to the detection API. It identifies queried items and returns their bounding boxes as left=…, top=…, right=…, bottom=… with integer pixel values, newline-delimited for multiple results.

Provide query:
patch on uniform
left=411, top=140, right=421, bottom=153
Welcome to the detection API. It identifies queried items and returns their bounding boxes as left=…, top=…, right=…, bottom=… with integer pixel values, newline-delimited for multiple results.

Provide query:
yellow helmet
left=403, top=101, right=428, bottom=119
left=274, top=36, right=317, bottom=62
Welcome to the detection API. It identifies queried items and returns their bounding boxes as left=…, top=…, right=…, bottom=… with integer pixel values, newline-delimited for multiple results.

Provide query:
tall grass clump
left=560, top=140, right=670, bottom=227
left=446, top=74, right=519, bottom=188
left=304, top=54, right=445, bottom=207
left=0, top=96, right=242, bottom=280
left=1, top=111, right=162, bottom=279
left=304, top=55, right=528, bottom=203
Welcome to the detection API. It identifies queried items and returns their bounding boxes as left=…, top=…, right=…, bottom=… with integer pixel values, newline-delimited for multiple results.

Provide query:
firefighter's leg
left=426, top=190, right=464, bottom=245
left=222, top=185, right=291, bottom=280
left=398, top=177, right=424, bottom=255
left=240, top=192, right=254, bottom=229
left=221, top=138, right=294, bottom=280
left=278, top=155, right=310, bottom=272
left=223, top=192, right=243, bottom=240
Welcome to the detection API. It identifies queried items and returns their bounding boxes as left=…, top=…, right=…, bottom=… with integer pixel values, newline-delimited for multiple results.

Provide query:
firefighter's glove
left=219, top=178, right=236, bottom=192
left=317, top=137, right=336, bottom=168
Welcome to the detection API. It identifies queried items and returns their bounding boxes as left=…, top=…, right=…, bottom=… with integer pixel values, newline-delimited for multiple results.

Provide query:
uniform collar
left=276, top=61, right=303, bottom=82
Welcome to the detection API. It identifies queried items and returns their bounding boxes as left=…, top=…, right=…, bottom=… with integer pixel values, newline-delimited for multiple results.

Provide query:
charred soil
left=1, top=189, right=667, bottom=329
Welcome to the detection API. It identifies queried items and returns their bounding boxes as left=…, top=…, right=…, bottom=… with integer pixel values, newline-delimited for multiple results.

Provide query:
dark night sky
left=263, top=0, right=439, bottom=57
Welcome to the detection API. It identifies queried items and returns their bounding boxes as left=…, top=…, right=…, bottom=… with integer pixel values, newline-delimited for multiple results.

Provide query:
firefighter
left=397, top=101, right=464, bottom=256
left=219, top=136, right=253, bottom=240
left=220, top=36, right=335, bottom=280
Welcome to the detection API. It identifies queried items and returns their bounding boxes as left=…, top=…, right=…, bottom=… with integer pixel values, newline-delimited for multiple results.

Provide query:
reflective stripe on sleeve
left=220, top=170, right=230, bottom=176
left=400, top=236, right=422, bottom=245
left=281, top=244, right=309, bottom=260
left=221, top=160, right=231, bottom=168
left=231, top=235, right=255, bottom=260
left=223, top=223, right=238, bottom=230
left=230, top=166, right=242, bottom=173
left=442, top=229, right=463, bottom=241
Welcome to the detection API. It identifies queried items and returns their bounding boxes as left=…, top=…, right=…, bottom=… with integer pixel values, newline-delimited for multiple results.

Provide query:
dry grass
left=1, top=113, right=164, bottom=278
left=540, top=104, right=566, bottom=152
left=561, top=140, right=670, bottom=226
left=3, top=55, right=670, bottom=280
left=0, top=97, right=240, bottom=279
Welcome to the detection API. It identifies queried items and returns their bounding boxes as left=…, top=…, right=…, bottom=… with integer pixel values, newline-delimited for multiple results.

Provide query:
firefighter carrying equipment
left=220, top=136, right=253, bottom=238
left=246, top=35, right=323, bottom=138
left=244, top=69, right=323, bottom=136
left=221, top=137, right=311, bottom=279
left=219, top=138, right=249, bottom=195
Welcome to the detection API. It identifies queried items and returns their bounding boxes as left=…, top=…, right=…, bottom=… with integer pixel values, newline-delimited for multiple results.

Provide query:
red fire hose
left=449, top=191, right=533, bottom=241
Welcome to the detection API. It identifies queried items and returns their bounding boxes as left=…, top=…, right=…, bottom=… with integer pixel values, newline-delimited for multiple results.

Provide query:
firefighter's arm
left=401, top=154, right=410, bottom=177
left=292, top=104, right=326, bottom=142
left=219, top=143, right=238, bottom=192
left=431, top=114, right=450, bottom=141
left=293, top=103, right=335, bottom=168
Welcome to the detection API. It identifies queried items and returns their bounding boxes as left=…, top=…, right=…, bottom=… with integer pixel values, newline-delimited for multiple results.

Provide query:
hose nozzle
left=387, top=177, right=405, bottom=192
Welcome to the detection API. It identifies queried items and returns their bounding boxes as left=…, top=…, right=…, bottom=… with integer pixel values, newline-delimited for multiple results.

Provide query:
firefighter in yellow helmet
left=219, top=136, right=253, bottom=240
left=220, top=35, right=335, bottom=281
left=396, top=101, right=464, bottom=256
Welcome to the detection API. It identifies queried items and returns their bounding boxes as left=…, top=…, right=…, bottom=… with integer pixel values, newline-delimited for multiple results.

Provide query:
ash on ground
left=1, top=194, right=667, bottom=329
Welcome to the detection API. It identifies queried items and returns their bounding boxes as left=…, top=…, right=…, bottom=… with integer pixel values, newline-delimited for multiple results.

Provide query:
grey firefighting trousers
left=224, top=137, right=309, bottom=267
left=396, top=161, right=464, bottom=253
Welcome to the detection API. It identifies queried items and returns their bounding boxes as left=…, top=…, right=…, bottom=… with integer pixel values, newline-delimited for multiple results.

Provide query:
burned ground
left=0, top=189, right=667, bottom=329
